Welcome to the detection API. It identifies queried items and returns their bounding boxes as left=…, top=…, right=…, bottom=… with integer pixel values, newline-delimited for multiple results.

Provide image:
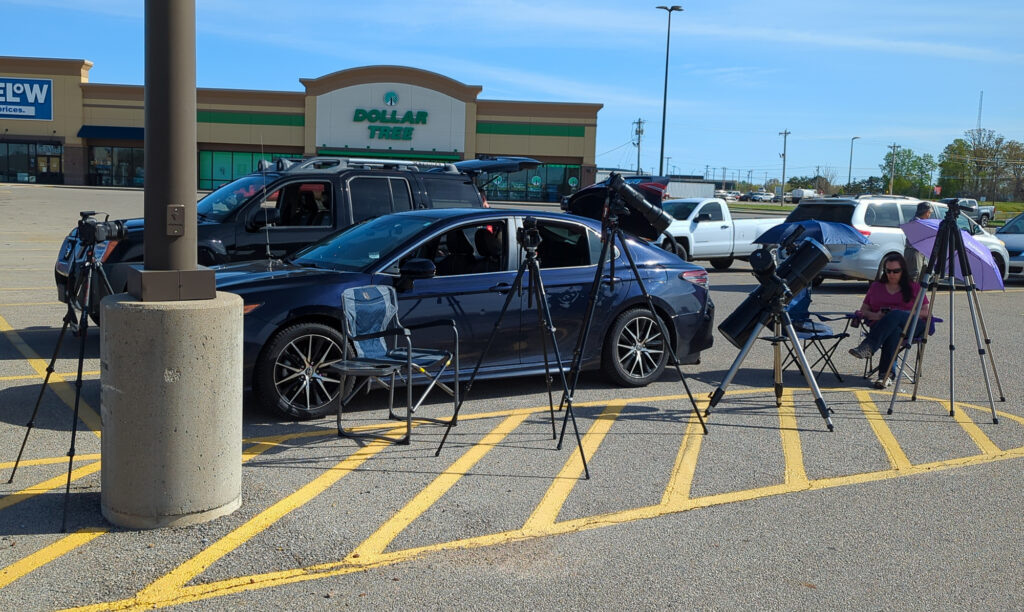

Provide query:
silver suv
left=787, top=195, right=1009, bottom=282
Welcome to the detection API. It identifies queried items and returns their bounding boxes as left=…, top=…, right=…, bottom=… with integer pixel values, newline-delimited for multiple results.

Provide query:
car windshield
left=932, top=205, right=973, bottom=232
left=291, top=213, right=441, bottom=272
left=998, top=214, right=1024, bottom=234
left=662, top=200, right=698, bottom=220
left=197, top=175, right=275, bottom=221
left=787, top=204, right=854, bottom=224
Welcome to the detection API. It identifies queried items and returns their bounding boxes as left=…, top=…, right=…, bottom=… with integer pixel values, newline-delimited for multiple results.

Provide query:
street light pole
left=847, top=136, right=860, bottom=192
left=656, top=5, right=683, bottom=177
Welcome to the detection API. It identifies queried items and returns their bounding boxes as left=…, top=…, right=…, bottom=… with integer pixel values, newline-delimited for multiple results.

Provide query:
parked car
left=995, top=211, right=1024, bottom=279
left=659, top=198, right=783, bottom=270
left=216, top=208, right=716, bottom=419
left=54, top=156, right=538, bottom=319
left=726, top=191, right=741, bottom=201
left=786, top=195, right=1009, bottom=283
left=790, top=188, right=819, bottom=203
left=751, top=192, right=775, bottom=202
left=939, top=197, right=995, bottom=226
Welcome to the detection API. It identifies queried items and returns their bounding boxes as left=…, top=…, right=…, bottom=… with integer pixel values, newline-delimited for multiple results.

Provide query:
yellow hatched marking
left=0, top=315, right=101, bottom=437
left=952, top=402, right=1001, bottom=454
left=0, top=453, right=100, bottom=471
left=129, top=433, right=397, bottom=608
left=0, top=461, right=101, bottom=513
left=660, top=399, right=709, bottom=509
left=777, top=389, right=808, bottom=486
left=0, top=370, right=99, bottom=382
left=856, top=390, right=912, bottom=470
left=0, top=528, right=106, bottom=589
left=349, top=412, right=532, bottom=560
left=523, top=401, right=624, bottom=532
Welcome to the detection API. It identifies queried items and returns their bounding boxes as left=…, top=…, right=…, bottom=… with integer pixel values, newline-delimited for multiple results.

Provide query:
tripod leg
left=436, top=259, right=528, bottom=456
left=967, top=291, right=1005, bottom=403
left=773, top=320, right=783, bottom=408
left=617, top=229, right=707, bottom=433
left=910, top=280, right=939, bottom=403
left=8, top=317, right=73, bottom=483
left=530, top=261, right=589, bottom=479
left=946, top=239, right=957, bottom=417
left=62, top=267, right=96, bottom=533
left=884, top=279, right=929, bottom=415
left=707, top=318, right=768, bottom=416
left=528, top=265, right=558, bottom=438
left=781, top=313, right=833, bottom=431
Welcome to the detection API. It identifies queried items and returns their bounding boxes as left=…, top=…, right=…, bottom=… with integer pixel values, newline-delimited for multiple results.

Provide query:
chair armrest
left=404, top=319, right=457, bottom=331
left=350, top=327, right=410, bottom=342
left=809, top=312, right=850, bottom=322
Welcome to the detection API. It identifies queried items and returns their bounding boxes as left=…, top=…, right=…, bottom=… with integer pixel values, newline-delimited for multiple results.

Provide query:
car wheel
left=709, top=257, right=733, bottom=270
left=993, top=253, right=1005, bottom=279
left=662, top=238, right=688, bottom=260
left=980, top=214, right=990, bottom=227
left=601, top=307, right=669, bottom=387
left=255, top=322, right=349, bottom=420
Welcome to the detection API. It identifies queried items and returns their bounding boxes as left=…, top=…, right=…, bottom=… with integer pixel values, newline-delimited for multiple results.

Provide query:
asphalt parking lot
left=1, top=184, right=1022, bottom=610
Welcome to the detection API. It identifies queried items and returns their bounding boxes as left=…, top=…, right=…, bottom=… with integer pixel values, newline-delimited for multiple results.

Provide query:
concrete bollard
left=100, top=292, right=243, bottom=529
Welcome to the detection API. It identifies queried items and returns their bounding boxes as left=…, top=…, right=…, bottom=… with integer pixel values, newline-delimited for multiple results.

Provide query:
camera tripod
left=555, top=201, right=708, bottom=451
left=435, top=218, right=590, bottom=479
left=883, top=201, right=1004, bottom=421
left=7, top=241, right=113, bottom=532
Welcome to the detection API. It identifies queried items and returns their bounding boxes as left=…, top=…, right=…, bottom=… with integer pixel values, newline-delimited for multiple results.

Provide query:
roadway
left=0, top=184, right=1021, bottom=610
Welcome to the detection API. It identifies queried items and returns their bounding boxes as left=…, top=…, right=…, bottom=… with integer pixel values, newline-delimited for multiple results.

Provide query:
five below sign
left=0, top=77, right=53, bottom=120
left=352, top=92, right=427, bottom=141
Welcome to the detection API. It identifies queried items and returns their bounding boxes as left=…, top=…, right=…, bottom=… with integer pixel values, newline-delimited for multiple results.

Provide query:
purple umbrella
left=901, top=218, right=1004, bottom=291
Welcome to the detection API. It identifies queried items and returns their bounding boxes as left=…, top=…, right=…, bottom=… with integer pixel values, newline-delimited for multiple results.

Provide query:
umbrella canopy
left=901, top=218, right=1003, bottom=291
left=754, top=220, right=869, bottom=246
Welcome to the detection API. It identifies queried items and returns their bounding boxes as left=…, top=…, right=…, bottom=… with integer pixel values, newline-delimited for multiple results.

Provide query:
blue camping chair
left=860, top=313, right=942, bottom=391
left=762, top=287, right=853, bottom=382
left=331, top=285, right=459, bottom=445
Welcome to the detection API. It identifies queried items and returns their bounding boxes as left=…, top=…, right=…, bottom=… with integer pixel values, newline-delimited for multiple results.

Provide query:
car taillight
left=680, top=269, right=708, bottom=287
left=858, top=229, right=871, bottom=237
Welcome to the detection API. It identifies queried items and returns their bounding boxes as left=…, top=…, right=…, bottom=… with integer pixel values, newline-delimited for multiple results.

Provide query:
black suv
left=54, top=156, right=537, bottom=316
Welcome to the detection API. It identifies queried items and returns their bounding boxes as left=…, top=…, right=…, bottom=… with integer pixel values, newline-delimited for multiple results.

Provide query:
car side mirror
left=695, top=213, right=712, bottom=223
left=248, top=208, right=279, bottom=231
left=395, top=258, right=435, bottom=292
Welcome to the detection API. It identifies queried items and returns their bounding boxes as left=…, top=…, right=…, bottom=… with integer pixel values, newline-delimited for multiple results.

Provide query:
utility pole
left=704, top=164, right=710, bottom=180
left=847, top=136, right=860, bottom=192
left=721, top=166, right=727, bottom=189
left=888, top=143, right=900, bottom=194
left=664, top=156, right=672, bottom=176
left=779, top=129, right=790, bottom=204
left=632, top=118, right=645, bottom=175
left=747, top=170, right=752, bottom=184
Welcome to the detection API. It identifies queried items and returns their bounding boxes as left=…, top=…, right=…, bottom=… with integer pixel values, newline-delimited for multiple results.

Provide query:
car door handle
left=720, top=224, right=729, bottom=229
left=489, top=282, right=512, bottom=293
left=601, top=275, right=622, bottom=284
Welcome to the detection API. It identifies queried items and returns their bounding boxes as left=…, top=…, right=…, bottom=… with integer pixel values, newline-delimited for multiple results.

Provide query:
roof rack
left=256, top=156, right=451, bottom=174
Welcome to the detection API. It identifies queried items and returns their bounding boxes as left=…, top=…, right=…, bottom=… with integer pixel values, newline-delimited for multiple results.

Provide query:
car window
left=701, top=202, right=724, bottom=221
left=198, top=174, right=275, bottom=221
left=349, top=176, right=395, bottom=224
left=534, top=220, right=593, bottom=269
left=999, top=215, right=1024, bottom=234
left=662, top=200, right=697, bottom=220
left=421, top=175, right=480, bottom=208
left=269, top=181, right=333, bottom=227
left=899, top=204, right=919, bottom=222
left=384, top=220, right=509, bottom=277
left=864, top=203, right=901, bottom=228
left=786, top=203, right=854, bottom=224
left=933, top=205, right=972, bottom=232
left=291, top=213, right=440, bottom=272
left=390, top=178, right=413, bottom=212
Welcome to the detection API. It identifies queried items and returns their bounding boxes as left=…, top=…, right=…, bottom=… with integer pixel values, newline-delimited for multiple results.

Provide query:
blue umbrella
left=754, top=220, right=869, bottom=246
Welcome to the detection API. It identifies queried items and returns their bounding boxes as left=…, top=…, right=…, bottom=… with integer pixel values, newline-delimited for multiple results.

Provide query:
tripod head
left=517, top=216, right=543, bottom=254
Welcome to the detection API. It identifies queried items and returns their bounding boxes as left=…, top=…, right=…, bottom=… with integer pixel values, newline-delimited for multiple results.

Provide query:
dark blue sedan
left=216, top=208, right=715, bottom=419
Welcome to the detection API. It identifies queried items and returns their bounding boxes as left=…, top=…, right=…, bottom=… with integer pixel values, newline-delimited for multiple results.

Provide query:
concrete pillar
left=100, top=292, right=242, bottom=529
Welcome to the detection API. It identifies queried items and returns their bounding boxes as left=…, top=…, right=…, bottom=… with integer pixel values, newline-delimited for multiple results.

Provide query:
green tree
left=938, top=138, right=972, bottom=197
left=1003, top=140, right=1024, bottom=201
left=880, top=147, right=937, bottom=197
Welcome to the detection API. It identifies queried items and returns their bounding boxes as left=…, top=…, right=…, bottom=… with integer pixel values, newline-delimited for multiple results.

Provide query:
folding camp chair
left=862, top=315, right=942, bottom=387
left=760, top=288, right=852, bottom=382
left=331, top=285, right=459, bottom=445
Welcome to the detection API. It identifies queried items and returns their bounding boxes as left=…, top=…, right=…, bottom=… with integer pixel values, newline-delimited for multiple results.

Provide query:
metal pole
left=779, top=129, right=789, bottom=203
left=847, top=136, right=860, bottom=191
left=656, top=6, right=683, bottom=177
left=888, top=143, right=900, bottom=195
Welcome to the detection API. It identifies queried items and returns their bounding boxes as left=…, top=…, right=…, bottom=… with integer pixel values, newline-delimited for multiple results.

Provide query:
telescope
left=565, top=172, right=673, bottom=241
left=718, top=234, right=831, bottom=349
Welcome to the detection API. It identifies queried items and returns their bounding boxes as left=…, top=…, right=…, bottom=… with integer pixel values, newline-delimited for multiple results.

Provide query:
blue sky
left=5, top=0, right=1022, bottom=185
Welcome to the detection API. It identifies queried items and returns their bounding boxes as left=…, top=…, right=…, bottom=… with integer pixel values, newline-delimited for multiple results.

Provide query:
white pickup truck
left=660, top=198, right=783, bottom=270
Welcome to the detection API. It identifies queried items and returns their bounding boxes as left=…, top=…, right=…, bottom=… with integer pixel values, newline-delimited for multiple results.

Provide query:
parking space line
left=0, top=453, right=100, bottom=471
left=778, top=389, right=808, bottom=486
left=0, top=371, right=99, bottom=382
left=0, top=527, right=106, bottom=589
left=0, top=461, right=101, bottom=513
left=0, top=315, right=102, bottom=437
left=952, top=402, right=1001, bottom=454
left=660, top=401, right=709, bottom=509
left=524, top=401, right=625, bottom=531
left=855, top=390, right=912, bottom=470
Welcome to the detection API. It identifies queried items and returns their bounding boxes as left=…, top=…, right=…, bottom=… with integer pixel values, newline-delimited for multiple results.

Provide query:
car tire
left=993, top=253, right=1005, bottom=279
left=709, top=257, right=734, bottom=270
left=662, top=238, right=688, bottom=261
left=601, top=307, right=669, bottom=387
left=979, top=214, right=990, bottom=227
left=255, top=322, right=350, bottom=420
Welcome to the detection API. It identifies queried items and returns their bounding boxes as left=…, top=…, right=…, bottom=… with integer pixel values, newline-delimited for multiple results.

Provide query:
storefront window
left=8, top=144, right=31, bottom=183
left=198, top=151, right=302, bottom=190
left=481, top=163, right=581, bottom=203
left=88, top=146, right=142, bottom=187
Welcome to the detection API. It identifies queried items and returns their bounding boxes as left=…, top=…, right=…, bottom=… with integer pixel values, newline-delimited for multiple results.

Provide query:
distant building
left=595, top=168, right=716, bottom=199
left=0, top=56, right=601, bottom=202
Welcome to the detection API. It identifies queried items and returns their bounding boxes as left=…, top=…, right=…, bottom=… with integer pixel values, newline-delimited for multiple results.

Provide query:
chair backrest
left=786, top=287, right=812, bottom=323
left=340, top=285, right=400, bottom=358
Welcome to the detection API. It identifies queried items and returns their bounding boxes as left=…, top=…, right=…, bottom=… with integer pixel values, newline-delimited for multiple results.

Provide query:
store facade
left=0, top=57, right=601, bottom=201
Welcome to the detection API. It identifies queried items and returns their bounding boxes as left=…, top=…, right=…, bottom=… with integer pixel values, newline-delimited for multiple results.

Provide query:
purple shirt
left=863, top=281, right=928, bottom=314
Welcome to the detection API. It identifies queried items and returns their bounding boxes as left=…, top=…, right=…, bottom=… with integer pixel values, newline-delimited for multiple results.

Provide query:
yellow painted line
left=128, top=432, right=398, bottom=608
left=0, top=370, right=100, bottom=382
left=0, top=314, right=102, bottom=437
left=777, top=389, right=808, bottom=486
left=0, top=453, right=100, bottom=471
left=349, top=412, right=532, bottom=559
left=0, top=461, right=101, bottom=513
left=523, top=400, right=624, bottom=532
left=660, top=401, right=709, bottom=510
left=856, top=390, right=912, bottom=471
left=0, top=527, right=106, bottom=589
left=952, top=402, right=1001, bottom=455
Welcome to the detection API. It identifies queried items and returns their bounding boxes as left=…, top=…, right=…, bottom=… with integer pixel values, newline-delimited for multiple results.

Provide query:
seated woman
left=847, top=253, right=930, bottom=389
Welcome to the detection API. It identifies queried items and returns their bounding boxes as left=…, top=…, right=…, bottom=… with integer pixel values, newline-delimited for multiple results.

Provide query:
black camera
left=564, top=172, right=672, bottom=241
left=517, top=216, right=542, bottom=250
left=77, top=211, right=126, bottom=245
